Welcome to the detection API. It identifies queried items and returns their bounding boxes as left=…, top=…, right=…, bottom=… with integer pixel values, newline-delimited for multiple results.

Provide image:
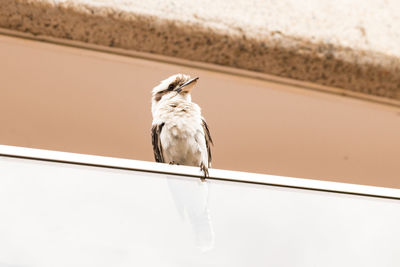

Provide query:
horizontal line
left=1, top=145, right=400, bottom=200
left=1, top=28, right=400, bottom=108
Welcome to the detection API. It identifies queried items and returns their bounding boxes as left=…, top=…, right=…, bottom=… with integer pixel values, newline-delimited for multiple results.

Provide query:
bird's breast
left=165, top=117, right=201, bottom=138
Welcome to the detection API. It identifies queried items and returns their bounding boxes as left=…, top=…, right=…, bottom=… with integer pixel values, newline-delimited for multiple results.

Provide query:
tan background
left=1, top=35, right=400, bottom=188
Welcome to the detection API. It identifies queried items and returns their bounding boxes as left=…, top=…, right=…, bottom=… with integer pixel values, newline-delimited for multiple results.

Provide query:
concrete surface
left=1, top=0, right=400, bottom=100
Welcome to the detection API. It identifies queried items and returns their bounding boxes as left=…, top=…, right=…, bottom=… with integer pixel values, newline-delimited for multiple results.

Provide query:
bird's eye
left=168, top=84, right=175, bottom=91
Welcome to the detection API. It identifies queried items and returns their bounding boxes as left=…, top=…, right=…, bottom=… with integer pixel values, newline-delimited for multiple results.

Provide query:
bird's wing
left=201, top=119, right=213, bottom=167
left=151, top=122, right=165, bottom=163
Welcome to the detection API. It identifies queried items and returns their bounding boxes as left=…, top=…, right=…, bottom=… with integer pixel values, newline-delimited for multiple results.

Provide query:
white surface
left=1, top=156, right=400, bottom=267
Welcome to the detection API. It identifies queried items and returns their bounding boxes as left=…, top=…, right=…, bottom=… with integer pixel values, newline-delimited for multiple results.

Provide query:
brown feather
left=201, top=119, right=213, bottom=167
left=151, top=123, right=165, bottom=163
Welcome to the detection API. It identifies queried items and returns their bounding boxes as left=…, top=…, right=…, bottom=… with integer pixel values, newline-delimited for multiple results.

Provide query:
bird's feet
left=200, top=162, right=209, bottom=182
left=169, top=161, right=179, bottom=165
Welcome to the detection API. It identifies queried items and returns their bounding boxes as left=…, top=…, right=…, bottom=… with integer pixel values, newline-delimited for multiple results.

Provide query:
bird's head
left=151, top=74, right=199, bottom=109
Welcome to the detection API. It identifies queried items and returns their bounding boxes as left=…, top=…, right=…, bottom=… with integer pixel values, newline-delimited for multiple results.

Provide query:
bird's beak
left=175, top=77, right=199, bottom=94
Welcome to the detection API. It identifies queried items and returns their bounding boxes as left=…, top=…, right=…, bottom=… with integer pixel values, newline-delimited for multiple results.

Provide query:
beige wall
left=1, top=35, right=400, bottom=188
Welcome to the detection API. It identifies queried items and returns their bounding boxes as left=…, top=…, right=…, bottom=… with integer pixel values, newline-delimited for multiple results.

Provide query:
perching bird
left=151, top=74, right=213, bottom=178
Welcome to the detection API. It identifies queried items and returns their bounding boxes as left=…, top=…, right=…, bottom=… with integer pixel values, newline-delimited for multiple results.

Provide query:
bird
left=151, top=74, right=213, bottom=179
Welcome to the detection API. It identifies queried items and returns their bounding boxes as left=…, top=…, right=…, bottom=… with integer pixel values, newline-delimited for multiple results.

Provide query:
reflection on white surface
left=167, top=176, right=214, bottom=251
left=0, top=156, right=400, bottom=267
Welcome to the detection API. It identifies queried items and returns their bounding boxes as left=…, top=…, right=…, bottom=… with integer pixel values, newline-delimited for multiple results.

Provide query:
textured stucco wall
left=1, top=0, right=400, bottom=100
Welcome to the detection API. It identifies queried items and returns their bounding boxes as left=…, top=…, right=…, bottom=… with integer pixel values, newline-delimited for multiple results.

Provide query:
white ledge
left=1, top=144, right=400, bottom=200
